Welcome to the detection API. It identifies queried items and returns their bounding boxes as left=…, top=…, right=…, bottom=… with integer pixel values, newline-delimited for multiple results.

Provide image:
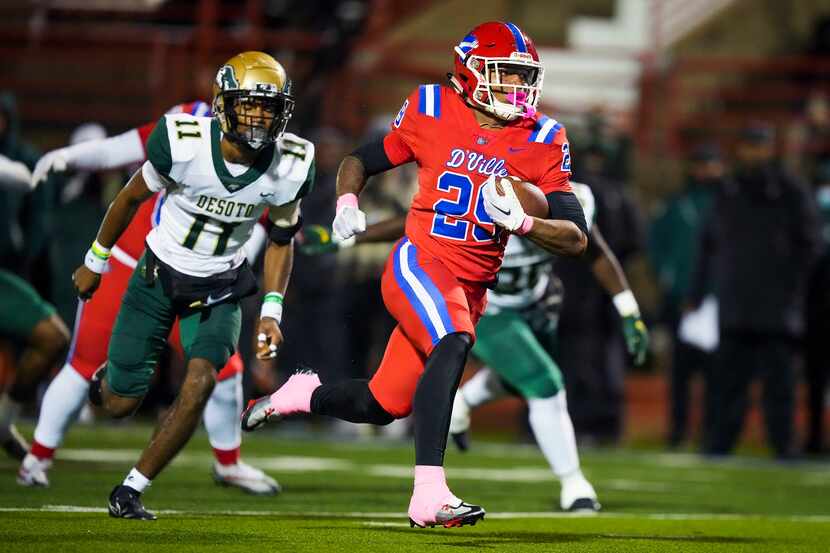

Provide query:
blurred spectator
left=0, top=92, right=55, bottom=297
left=277, top=127, right=350, bottom=383
left=804, top=91, right=830, bottom=182
left=557, top=141, right=645, bottom=444
left=649, top=144, right=723, bottom=448
left=805, top=161, right=830, bottom=455
left=694, top=122, right=820, bottom=459
left=583, top=109, right=633, bottom=182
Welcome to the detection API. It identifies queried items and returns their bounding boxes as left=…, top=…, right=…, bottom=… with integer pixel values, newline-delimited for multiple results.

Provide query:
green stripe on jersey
left=146, top=116, right=173, bottom=177
left=210, top=119, right=275, bottom=192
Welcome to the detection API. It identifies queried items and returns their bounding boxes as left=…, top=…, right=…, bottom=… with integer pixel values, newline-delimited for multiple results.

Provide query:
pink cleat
left=241, top=370, right=321, bottom=432
left=407, top=466, right=485, bottom=528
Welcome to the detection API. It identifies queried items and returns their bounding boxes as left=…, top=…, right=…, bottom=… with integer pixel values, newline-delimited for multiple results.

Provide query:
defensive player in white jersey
left=72, top=51, right=315, bottom=520
left=449, top=182, right=648, bottom=511
left=17, top=105, right=278, bottom=495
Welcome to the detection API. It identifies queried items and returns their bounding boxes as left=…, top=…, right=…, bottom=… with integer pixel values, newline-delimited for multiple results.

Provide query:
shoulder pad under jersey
left=164, top=113, right=211, bottom=164
left=528, top=114, right=564, bottom=145
left=263, top=132, right=316, bottom=205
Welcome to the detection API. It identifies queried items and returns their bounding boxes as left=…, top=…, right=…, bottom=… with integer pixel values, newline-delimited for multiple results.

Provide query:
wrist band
left=613, top=290, right=640, bottom=317
left=260, top=291, right=284, bottom=322
left=90, top=240, right=111, bottom=260
left=84, top=240, right=111, bottom=274
left=515, top=215, right=535, bottom=235
left=336, top=193, right=359, bottom=211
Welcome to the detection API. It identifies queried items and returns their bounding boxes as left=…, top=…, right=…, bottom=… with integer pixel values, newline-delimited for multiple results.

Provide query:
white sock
left=203, top=373, right=242, bottom=452
left=460, top=367, right=508, bottom=408
left=123, top=467, right=151, bottom=493
left=0, top=393, right=21, bottom=434
left=33, top=364, right=89, bottom=449
left=528, top=391, right=582, bottom=479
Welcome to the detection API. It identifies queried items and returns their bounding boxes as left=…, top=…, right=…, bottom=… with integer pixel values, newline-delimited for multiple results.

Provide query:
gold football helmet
left=212, top=51, right=294, bottom=150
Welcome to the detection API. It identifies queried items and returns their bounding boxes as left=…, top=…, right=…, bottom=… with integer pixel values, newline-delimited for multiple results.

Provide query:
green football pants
left=0, top=269, right=56, bottom=341
left=106, top=254, right=241, bottom=398
left=471, top=309, right=564, bottom=399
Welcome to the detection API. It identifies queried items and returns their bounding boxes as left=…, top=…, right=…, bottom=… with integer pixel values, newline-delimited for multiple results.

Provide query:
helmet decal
left=216, top=65, right=239, bottom=91
left=457, top=33, right=478, bottom=60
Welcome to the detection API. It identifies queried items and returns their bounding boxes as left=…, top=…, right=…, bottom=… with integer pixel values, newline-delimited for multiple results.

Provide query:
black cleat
left=108, top=485, right=157, bottom=520
left=409, top=502, right=485, bottom=529
left=88, top=364, right=107, bottom=407
left=451, top=431, right=470, bottom=452
left=567, top=497, right=601, bottom=513
left=1, top=424, right=29, bottom=461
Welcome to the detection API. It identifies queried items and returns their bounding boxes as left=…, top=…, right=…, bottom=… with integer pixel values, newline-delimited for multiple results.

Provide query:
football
left=497, top=177, right=549, bottom=219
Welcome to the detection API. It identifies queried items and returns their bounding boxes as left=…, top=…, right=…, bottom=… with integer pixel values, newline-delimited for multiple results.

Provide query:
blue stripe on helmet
left=505, top=22, right=527, bottom=53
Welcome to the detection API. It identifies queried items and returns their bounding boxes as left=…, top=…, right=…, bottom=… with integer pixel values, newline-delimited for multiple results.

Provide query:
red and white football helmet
left=449, top=21, right=544, bottom=121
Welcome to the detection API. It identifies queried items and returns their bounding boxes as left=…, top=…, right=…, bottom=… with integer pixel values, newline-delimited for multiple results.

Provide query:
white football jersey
left=486, top=182, right=596, bottom=312
left=142, top=113, right=314, bottom=277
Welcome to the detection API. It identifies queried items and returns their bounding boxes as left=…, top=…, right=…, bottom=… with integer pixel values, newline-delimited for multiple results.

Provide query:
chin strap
left=448, top=73, right=466, bottom=97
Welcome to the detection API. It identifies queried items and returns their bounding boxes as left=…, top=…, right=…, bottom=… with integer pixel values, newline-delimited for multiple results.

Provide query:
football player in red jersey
left=243, top=21, right=588, bottom=528
left=17, top=102, right=279, bottom=496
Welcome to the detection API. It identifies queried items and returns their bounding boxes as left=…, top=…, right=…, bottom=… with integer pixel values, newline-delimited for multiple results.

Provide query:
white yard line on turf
left=54, top=449, right=827, bottom=488
left=1, top=505, right=830, bottom=523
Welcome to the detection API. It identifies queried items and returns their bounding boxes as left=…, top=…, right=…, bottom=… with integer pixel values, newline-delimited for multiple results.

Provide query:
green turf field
left=1, top=421, right=828, bottom=552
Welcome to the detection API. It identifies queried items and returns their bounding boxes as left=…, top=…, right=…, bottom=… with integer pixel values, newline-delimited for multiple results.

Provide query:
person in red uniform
left=242, top=21, right=588, bottom=527
left=18, top=101, right=278, bottom=495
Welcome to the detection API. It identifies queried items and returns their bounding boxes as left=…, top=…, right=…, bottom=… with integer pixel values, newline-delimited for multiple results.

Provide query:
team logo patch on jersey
left=394, top=99, right=409, bottom=128
left=476, top=136, right=488, bottom=145
left=216, top=65, right=239, bottom=91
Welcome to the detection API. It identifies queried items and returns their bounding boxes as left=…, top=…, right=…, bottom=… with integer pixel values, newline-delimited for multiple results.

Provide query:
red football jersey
left=114, top=100, right=211, bottom=260
left=383, top=84, right=572, bottom=283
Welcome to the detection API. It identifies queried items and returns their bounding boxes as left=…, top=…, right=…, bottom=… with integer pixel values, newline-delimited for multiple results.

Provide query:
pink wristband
left=336, top=193, right=359, bottom=211
left=516, top=215, right=535, bottom=235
